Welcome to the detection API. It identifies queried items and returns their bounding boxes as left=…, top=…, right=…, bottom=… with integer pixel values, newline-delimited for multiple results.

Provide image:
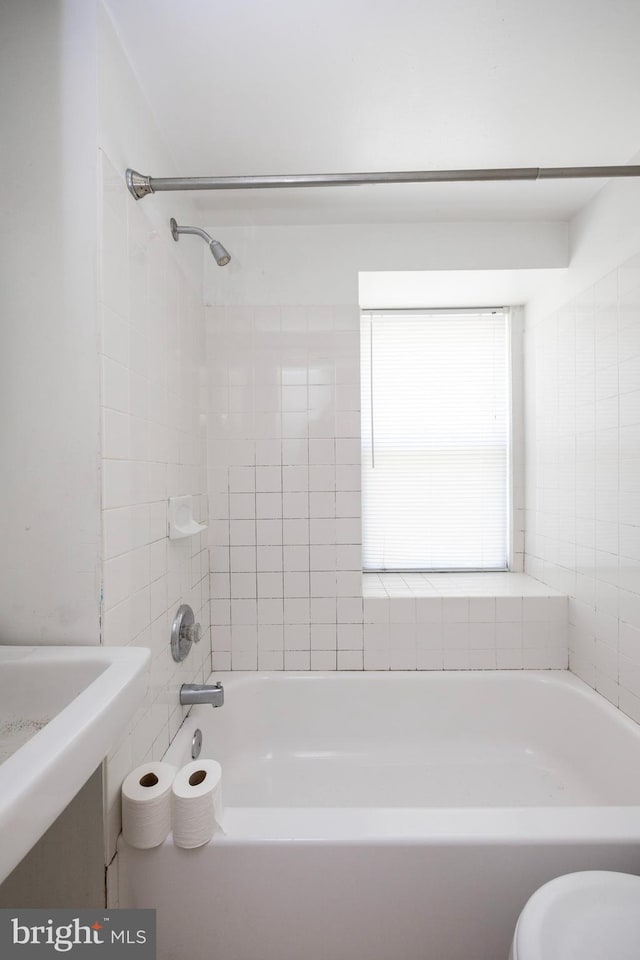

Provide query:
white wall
left=205, top=221, right=568, bottom=307
left=528, top=171, right=640, bottom=324
left=206, top=301, right=566, bottom=673
left=0, top=0, right=101, bottom=644
left=204, top=220, right=569, bottom=672
left=0, top=0, right=213, bottom=881
left=525, top=171, right=640, bottom=721
left=97, top=5, right=211, bottom=864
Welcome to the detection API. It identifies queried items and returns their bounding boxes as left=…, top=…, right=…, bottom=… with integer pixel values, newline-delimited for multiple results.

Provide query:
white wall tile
left=230, top=493, right=256, bottom=519
left=283, top=519, right=310, bottom=544
left=416, top=622, right=443, bottom=649
left=207, top=305, right=569, bottom=674
left=525, top=254, right=640, bottom=714
left=284, top=623, right=310, bottom=650
left=258, top=650, right=285, bottom=670
left=281, top=439, right=308, bottom=464
left=257, top=519, right=282, bottom=545
left=101, top=143, right=211, bottom=866
left=337, top=597, right=363, bottom=623
left=309, top=439, right=335, bottom=463
left=285, top=650, right=311, bottom=670
left=311, top=650, right=337, bottom=670
left=284, top=545, right=310, bottom=572
left=337, top=650, right=363, bottom=670
left=284, top=598, right=310, bottom=623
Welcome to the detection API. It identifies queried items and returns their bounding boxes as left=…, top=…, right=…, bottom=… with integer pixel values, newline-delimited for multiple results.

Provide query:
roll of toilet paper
left=121, top=762, right=177, bottom=850
left=171, top=759, right=223, bottom=849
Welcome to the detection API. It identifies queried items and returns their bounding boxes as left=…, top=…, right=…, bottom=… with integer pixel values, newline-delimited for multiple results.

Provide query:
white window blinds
left=360, top=309, right=509, bottom=571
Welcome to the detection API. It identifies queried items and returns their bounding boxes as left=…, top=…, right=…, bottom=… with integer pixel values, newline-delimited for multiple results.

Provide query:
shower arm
left=126, top=164, right=640, bottom=200
left=170, top=220, right=214, bottom=244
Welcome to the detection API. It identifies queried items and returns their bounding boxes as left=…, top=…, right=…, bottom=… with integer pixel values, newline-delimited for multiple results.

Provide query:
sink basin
left=0, top=645, right=150, bottom=883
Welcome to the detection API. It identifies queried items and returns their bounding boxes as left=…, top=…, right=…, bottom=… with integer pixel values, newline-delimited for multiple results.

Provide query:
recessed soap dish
left=168, top=496, right=208, bottom=540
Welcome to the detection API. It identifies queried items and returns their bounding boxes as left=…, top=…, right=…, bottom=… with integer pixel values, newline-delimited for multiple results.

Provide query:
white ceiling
left=105, top=0, right=640, bottom=225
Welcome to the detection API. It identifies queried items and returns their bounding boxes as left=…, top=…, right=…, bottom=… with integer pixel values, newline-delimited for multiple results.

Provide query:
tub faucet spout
left=179, top=682, right=224, bottom=708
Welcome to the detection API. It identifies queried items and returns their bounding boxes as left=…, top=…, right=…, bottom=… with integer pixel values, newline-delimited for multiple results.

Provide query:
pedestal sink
left=0, top=645, right=150, bottom=884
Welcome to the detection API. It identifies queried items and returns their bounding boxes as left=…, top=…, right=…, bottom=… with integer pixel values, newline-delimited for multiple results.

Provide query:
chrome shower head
left=169, top=218, right=231, bottom=267
left=209, top=239, right=231, bottom=267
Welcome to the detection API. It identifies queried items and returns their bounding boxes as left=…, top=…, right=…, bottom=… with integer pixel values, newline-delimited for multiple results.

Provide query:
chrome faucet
left=179, top=681, right=224, bottom=708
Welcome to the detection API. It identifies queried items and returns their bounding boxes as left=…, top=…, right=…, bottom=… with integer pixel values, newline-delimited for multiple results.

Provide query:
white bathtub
left=118, top=671, right=640, bottom=960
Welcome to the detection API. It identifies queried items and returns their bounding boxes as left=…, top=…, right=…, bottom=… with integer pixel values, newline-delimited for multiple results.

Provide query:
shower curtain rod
left=125, top=164, right=640, bottom=200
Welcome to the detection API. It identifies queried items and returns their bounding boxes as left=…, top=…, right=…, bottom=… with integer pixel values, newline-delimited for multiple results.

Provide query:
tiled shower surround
left=99, top=153, right=210, bottom=858
left=525, top=253, right=640, bottom=722
left=206, top=306, right=567, bottom=671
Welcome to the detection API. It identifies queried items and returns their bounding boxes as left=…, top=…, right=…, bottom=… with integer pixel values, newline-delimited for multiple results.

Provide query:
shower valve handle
left=170, top=604, right=201, bottom=662
left=182, top=621, right=201, bottom=644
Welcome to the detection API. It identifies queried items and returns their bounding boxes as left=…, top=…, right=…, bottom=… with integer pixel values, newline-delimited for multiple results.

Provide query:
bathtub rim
left=196, top=667, right=640, bottom=740
left=163, top=670, right=640, bottom=844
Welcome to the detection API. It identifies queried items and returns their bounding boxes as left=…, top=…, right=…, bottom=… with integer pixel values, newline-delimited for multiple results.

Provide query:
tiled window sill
left=363, top=572, right=566, bottom=599
left=359, top=573, right=568, bottom=672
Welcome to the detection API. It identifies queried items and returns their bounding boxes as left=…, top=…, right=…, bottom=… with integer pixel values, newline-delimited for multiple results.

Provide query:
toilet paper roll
left=171, top=759, right=223, bottom=849
left=121, top=762, right=177, bottom=850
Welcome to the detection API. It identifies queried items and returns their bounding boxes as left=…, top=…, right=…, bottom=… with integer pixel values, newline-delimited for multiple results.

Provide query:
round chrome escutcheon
left=191, top=728, right=203, bottom=760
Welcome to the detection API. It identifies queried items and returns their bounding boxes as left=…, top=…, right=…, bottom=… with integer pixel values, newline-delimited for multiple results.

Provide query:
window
left=360, top=308, right=510, bottom=571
